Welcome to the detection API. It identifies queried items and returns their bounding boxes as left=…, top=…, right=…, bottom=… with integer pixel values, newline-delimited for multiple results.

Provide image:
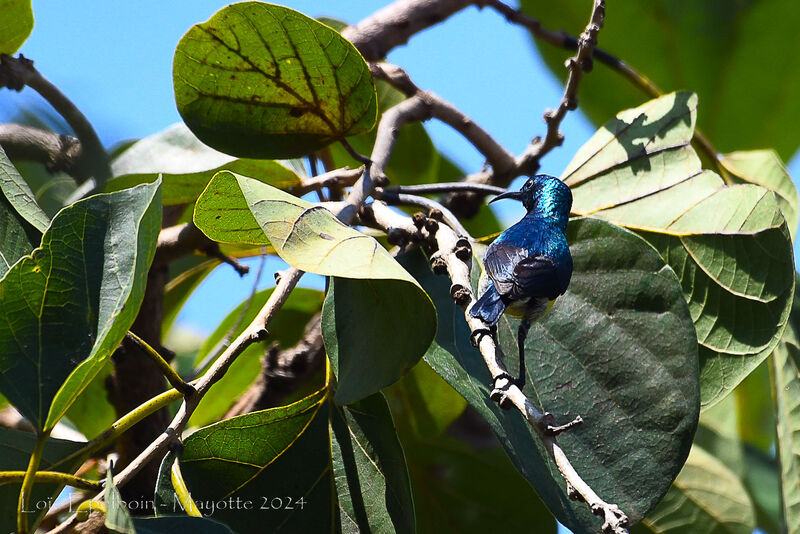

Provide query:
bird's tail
left=469, top=284, right=506, bottom=326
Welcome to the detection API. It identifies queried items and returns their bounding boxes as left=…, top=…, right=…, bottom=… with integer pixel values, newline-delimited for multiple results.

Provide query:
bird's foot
left=470, top=325, right=496, bottom=348
left=489, top=372, right=520, bottom=410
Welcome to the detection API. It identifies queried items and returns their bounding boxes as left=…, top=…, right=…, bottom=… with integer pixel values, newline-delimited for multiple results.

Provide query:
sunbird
left=469, top=174, right=573, bottom=387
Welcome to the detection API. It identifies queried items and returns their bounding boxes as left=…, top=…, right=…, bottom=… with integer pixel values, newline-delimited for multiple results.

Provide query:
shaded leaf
left=562, top=91, right=795, bottom=408
left=0, top=181, right=161, bottom=431
left=173, top=2, right=377, bottom=158
left=323, top=276, right=436, bottom=405
left=106, top=467, right=136, bottom=534
left=163, top=258, right=218, bottom=333
left=64, top=359, right=116, bottom=440
left=633, top=446, right=755, bottom=534
left=0, top=145, right=49, bottom=233
left=0, top=428, right=85, bottom=534
left=0, top=0, right=33, bottom=54
left=180, top=388, right=414, bottom=533
left=408, top=218, right=699, bottom=533
left=385, top=360, right=556, bottom=532
left=189, top=286, right=324, bottom=427
left=154, top=449, right=182, bottom=517
left=772, top=274, right=800, bottom=534
left=133, top=517, right=234, bottom=534
left=330, top=393, right=415, bottom=533
left=521, top=0, right=800, bottom=160
left=0, top=147, right=44, bottom=277
left=720, top=150, right=799, bottom=238
left=107, top=123, right=302, bottom=205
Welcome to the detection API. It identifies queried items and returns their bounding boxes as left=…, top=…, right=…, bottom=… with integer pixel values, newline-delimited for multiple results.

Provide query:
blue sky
left=5, top=1, right=799, bottom=333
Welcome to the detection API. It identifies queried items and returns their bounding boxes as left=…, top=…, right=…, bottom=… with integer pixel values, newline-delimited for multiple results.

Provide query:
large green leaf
left=720, top=149, right=799, bottom=239
left=0, top=146, right=46, bottom=277
left=173, top=2, right=377, bottom=159
left=179, top=388, right=414, bottom=533
left=323, top=277, right=436, bottom=405
left=407, top=217, right=699, bottom=533
left=384, top=361, right=556, bottom=532
left=0, top=181, right=161, bottom=431
left=107, top=123, right=302, bottom=205
left=106, top=467, right=136, bottom=534
left=521, top=0, right=800, bottom=161
left=0, top=0, right=33, bottom=54
left=190, top=286, right=324, bottom=427
left=0, top=428, right=85, bottom=534
left=562, top=91, right=795, bottom=409
left=633, top=445, right=755, bottom=534
left=64, top=359, right=116, bottom=440
left=772, top=275, right=800, bottom=534
left=194, top=172, right=437, bottom=404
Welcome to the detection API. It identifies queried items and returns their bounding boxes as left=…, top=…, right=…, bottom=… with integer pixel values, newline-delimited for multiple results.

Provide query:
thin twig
left=374, top=189, right=472, bottom=239
left=365, top=200, right=630, bottom=534
left=382, top=182, right=506, bottom=196
left=521, top=0, right=605, bottom=174
left=0, top=54, right=111, bottom=188
left=486, top=0, right=728, bottom=181
left=295, top=166, right=364, bottom=196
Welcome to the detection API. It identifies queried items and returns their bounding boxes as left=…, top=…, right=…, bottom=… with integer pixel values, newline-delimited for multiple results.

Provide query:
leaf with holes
left=179, top=388, right=415, bottom=533
left=562, top=91, right=795, bottom=409
left=406, top=218, right=699, bottom=534
left=107, top=123, right=303, bottom=205
left=0, top=181, right=161, bottom=431
left=173, top=2, right=377, bottom=158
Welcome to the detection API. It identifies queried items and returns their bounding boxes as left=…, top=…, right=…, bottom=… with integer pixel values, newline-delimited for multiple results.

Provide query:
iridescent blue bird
left=469, top=174, right=573, bottom=387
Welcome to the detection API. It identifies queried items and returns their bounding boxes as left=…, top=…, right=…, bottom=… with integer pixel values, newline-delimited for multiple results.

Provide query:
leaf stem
left=170, top=457, right=202, bottom=517
left=0, top=470, right=102, bottom=491
left=17, top=432, right=49, bottom=534
left=126, top=332, right=194, bottom=396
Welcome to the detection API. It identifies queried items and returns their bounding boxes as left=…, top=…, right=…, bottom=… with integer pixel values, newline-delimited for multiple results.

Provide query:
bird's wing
left=484, top=243, right=562, bottom=301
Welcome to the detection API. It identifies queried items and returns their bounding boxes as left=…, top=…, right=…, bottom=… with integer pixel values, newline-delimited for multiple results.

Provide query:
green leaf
left=409, top=218, right=699, bottom=533
left=190, top=286, right=324, bottom=427
left=107, top=123, right=303, bottom=205
left=64, top=359, right=116, bottom=440
left=385, top=360, right=556, bottom=532
left=323, top=276, right=437, bottom=405
left=562, top=92, right=795, bottom=408
left=106, top=467, right=137, bottom=534
left=521, top=0, right=800, bottom=161
left=133, top=517, right=234, bottom=534
left=772, top=275, right=800, bottom=534
left=0, top=181, right=161, bottom=431
left=0, top=0, right=33, bottom=54
left=179, top=389, right=414, bottom=533
left=330, top=393, right=416, bottom=533
left=173, top=2, right=377, bottom=158
left=194, top=172, right=437, bottom=404
left=383, top=359, right=467, bottom=440
left=0, top=428, right=85, bottom=534
left=0, top=147, right=45, bottom=277
left=154, top=449, right=182, bottom=517
left=633, top=446, right=755, bottom=534
left=163, top=258, right=218, bottom=333
left=720, top=150, right=799, bottom=239
left=0, top=145, right=49, bottom=233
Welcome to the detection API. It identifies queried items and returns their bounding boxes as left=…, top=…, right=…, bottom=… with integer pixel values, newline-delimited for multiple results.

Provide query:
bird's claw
left=470, top=325, right=496, bottom=348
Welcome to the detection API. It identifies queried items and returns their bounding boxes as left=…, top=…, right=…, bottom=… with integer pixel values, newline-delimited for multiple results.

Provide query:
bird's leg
left=514, top=317, right=533, bottom=388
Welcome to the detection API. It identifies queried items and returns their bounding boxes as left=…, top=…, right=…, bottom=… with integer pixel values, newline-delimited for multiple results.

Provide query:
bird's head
left=490, top=174, right=572, bottom=228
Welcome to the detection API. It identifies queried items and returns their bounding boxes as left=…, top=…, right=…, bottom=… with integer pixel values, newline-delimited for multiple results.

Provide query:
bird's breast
left=504, top=296, right=555, bottom=321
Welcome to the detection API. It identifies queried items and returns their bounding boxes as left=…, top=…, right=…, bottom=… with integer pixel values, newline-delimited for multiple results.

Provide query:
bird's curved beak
left=489, top=190, right=523, bottom=204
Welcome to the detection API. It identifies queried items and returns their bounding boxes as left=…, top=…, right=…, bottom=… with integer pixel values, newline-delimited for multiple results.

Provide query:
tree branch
left=342, top=0, right=476, bottom=62
left=365, top=200, right=630, bottom=534
left=0, top=54, right=111, bottom=187
left=0, top=123, right=89, bottom=179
